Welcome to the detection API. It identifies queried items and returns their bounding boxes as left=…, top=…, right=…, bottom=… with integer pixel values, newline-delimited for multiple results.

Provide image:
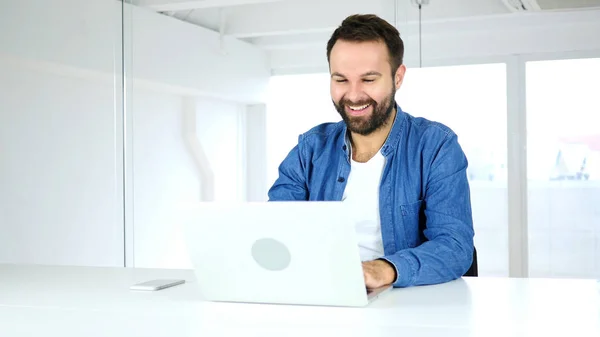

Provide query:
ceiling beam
left=229, top=2, right=600, bottom=39
left=221, top=0, right=508, bottom=38
left=243, top=32, right=332, bottom=50
left=224, top=0, right=396, bottom=38
left=268, top=10, right=600, bottom=74
left=138, top=0, right=287, bottom=12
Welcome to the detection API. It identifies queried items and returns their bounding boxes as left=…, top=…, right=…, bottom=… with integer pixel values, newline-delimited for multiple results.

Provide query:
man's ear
left=394, top=64, right=406, bottom=88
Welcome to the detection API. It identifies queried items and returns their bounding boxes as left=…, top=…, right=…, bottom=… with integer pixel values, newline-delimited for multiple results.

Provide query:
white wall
left=124, top=1, right=270, bottom=269
left=195, top=99, right=246, bottom=202
left=0, top=60, right=125, bottom=267
left=128, top=4, right=270, bottom=103
left=129, top=90, right=196, bottom=269
left=0, top=0, right=270, bottom=103
left=131, top=91, right=245, bottom=269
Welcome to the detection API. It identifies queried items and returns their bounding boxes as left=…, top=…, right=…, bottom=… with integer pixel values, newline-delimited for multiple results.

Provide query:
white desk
left=0, top=264, right=598, bottom=337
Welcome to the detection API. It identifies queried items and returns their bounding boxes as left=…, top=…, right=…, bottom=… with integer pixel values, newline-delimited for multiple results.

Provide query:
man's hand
left=362, top=259, right=397, bottom=289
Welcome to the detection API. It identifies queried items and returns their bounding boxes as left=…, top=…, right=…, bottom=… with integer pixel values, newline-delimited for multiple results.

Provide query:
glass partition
left=0, top=0, right=125, bottom=267
left=125, top=2, right=270, bottom=268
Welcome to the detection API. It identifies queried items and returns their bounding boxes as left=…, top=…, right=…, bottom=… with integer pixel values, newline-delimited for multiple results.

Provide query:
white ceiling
left=132, top=0, right=600, bottom=73
left=135, top=0, right=600, bottom=46
left=136, top=0, right=513, bottom=41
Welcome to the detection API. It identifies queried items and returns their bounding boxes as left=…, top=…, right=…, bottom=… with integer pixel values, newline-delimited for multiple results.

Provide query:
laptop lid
left=181, top=201, right=372, bottom=307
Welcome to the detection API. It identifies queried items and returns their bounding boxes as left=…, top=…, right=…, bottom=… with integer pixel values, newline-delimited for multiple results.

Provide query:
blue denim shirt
left=268, top=105, right=474, bottom=288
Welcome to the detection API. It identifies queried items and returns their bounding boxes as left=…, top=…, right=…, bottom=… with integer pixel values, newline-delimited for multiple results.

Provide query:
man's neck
left=350, top=107, right=396, bottom=163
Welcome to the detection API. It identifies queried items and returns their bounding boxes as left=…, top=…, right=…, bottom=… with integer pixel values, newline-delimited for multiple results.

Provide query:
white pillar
left=245, top=104, right=268, bottom=201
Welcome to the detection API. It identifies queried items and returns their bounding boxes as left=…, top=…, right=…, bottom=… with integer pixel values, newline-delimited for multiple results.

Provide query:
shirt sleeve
left=267, top=135, right=309, bottom=201
left=382, top=131, right=475, bottom=287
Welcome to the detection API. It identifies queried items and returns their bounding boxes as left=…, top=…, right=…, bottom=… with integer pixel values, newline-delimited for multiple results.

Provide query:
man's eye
left=335, top=79, right=347, bottom=83
left=363, top=79, right=375, bottom=83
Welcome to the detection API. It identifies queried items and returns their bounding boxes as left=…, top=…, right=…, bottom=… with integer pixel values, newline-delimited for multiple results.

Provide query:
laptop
left=181, top=201, right=392, bottom=307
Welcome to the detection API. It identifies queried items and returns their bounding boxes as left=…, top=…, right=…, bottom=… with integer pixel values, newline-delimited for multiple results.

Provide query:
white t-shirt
left=341, top=151, right=386, bottom=261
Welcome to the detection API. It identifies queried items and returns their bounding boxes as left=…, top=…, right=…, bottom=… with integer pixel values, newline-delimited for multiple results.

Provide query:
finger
left=364, top=269, right=377, bottom=289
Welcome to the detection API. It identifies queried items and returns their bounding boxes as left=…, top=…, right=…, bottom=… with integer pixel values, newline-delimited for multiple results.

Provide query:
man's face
left=329, top=39, right=405, bottom=135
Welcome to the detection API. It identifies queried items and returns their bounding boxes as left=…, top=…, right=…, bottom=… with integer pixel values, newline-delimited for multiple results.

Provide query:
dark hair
left=326, top=14, right=404, bottom=75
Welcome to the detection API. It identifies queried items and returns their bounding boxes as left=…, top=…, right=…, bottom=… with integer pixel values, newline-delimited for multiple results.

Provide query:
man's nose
left=345, top=83, right=365, bottom=102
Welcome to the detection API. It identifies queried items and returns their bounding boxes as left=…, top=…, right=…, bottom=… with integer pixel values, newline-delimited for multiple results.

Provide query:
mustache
left=337, top=97, right=376, bottom=107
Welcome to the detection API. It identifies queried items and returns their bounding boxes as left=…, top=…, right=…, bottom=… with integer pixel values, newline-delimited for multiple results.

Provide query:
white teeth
left=348, top=104, right=370, bottom=111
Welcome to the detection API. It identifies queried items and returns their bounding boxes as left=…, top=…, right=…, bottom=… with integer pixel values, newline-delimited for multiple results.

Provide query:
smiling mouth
left=347, top=104, right=371, bottom=112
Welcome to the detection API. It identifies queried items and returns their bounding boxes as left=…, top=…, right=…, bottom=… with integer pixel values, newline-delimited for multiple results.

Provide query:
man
left=268, top=14, right=475, bottom=288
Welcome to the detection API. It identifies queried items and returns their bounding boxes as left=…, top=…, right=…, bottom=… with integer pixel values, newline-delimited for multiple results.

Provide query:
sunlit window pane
left=526, top=58, right=600, bottom=279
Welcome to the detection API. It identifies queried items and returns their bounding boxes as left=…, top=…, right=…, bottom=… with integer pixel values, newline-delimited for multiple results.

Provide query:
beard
left=333, top=87, right=396, bottom=136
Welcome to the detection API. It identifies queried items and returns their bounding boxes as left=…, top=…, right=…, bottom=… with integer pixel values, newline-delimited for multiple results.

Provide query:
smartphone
left=130, top=279, right=185, bottom=291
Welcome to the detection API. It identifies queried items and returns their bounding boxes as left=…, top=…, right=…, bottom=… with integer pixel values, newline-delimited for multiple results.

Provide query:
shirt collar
left=340, top=102, right=406, bottom=160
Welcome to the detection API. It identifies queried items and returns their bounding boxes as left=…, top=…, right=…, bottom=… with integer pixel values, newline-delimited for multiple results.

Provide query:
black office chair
left=463, top=247, right=478, bottom=277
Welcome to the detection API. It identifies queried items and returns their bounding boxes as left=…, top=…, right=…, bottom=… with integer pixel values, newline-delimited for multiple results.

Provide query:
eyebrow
left=331, top=71, right=382, bottom=78
left=362, top=71, right=382, bottom=77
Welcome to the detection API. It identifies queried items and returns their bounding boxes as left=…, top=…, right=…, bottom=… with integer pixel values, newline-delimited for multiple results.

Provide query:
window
left=265, top=73, right=340, bottom=189
left=526, top=57, right=600, bottom=279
